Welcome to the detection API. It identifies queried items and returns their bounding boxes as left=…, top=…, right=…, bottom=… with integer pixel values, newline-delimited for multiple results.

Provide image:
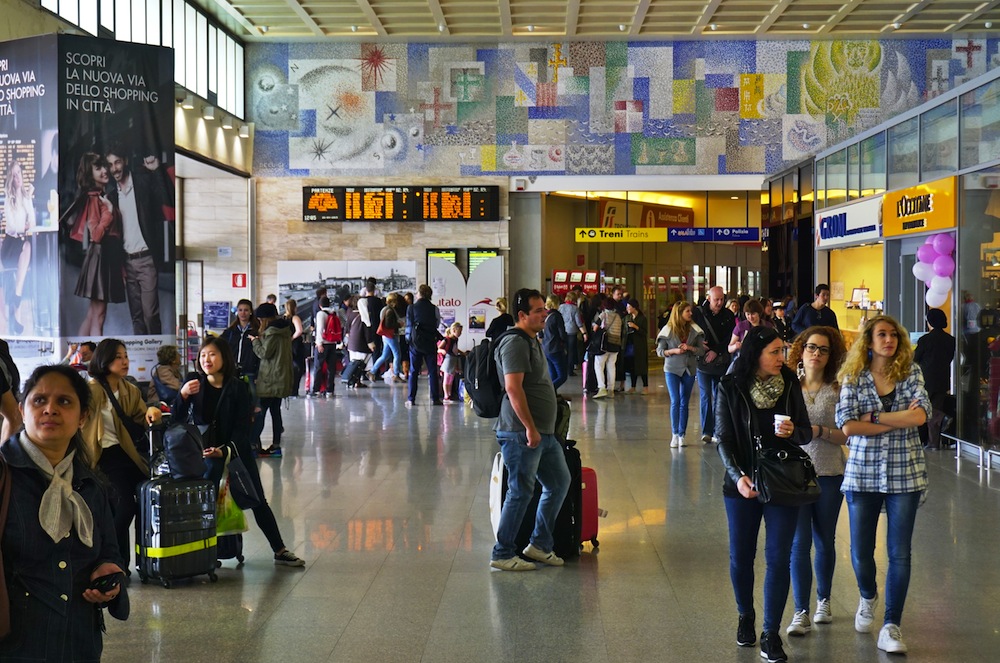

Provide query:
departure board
left=303, top=186, right=499, bottom=222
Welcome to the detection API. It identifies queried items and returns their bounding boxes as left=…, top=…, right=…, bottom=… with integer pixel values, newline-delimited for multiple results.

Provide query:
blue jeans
left=546, top=352, right=568, bottom=391
left=724, top=495, right=799, bottom=632
left=845, top=490, right=922, bottom=626
left=665, top=372, right=695, bottom=436
left=371, top=335, right=401, bottom=376
left=791, top=474, right=845, bottom=610
left=408, top=348, right=441, bottom=403
left=697, top=371, right=722, bottom=437
left=492, top=432, right=571, bottom=560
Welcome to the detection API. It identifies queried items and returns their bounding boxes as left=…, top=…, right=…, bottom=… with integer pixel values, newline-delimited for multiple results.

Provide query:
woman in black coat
left=173, top=338, right=305, bottom=567
left=715, top=325, right=812, bottom=663
left=0, top=365, right=127, bottom=661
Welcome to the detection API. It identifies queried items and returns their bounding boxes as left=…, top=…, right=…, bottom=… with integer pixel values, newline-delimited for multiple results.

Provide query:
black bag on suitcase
left=136, top=428, right=218, bottom=588
left=216, top=534, right=245, bottom=564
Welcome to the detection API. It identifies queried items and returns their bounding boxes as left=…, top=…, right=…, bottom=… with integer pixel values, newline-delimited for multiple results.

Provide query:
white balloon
left=912, top=261, right=934, bottom=282
left=925, top=290, right=948, bottom=308
left=929, top=275, right=953, bottom=294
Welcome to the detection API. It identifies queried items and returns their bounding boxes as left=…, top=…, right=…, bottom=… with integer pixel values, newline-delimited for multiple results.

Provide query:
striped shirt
left=835, top=364, right=930, bottom=494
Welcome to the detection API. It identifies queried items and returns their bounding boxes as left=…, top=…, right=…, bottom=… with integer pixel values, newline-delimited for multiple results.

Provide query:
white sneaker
left=711, top=436, right=721, bottom=444
left=676, top=435, right=687, bottom=447
left=855, top=594, right=878, bottom=633
left=670, top=435, right=680, bottom=448
left=813, top=598, right=832, bottom=624
left=521, top=543, right=564, bottom=566
left=877, top=623, right=908, bottom=654
left=786, top=609, right=811, bottom=636
left=701, top=433, right=713, bottom=443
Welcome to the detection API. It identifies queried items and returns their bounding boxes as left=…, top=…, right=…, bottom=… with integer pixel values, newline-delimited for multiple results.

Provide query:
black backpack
left=465, top=328, right=531, bottom=418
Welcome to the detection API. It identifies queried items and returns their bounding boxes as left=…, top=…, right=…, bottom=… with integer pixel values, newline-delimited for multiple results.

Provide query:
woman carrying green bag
left=173, top=337, right=305, bottom=568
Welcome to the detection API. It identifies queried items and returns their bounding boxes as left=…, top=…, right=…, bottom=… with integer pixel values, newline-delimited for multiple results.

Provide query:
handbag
left=216, top=474, right=248, bottom=536
left=225, top=456, right=261, bottom=510
left=600, top=313, right=622, bottom=353
left=752, top=433, right=821, bottom=507
left=0, top=457, right=11, bottom=639
left=588, top=328, right=606, bottom=356
left=99, top=380, right=150, bottom=457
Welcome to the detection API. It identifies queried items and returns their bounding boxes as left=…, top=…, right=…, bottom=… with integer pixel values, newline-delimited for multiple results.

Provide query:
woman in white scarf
left=0, top=364, right=127, bottom=660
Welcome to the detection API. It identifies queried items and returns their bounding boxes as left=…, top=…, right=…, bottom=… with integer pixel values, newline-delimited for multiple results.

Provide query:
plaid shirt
left=835, top=364, right=930, bottom=494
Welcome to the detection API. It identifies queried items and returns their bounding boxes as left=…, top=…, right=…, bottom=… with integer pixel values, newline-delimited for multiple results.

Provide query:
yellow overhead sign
left=575, top=227, right=668, bottom=242
left=881, top=177, right=956, bottom=237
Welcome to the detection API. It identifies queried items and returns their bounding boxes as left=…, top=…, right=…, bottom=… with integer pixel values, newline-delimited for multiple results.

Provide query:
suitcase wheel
left=591, top=537, right=599, bottom=548
left=209, top=572, right=218, bottom=583
left=237, top=555, right=245, bottom=563
left=216, top=560, right=222, bottom=568
left=138, top=571, right=149, bottom=584
left=161, top=578, right=172, bottom=589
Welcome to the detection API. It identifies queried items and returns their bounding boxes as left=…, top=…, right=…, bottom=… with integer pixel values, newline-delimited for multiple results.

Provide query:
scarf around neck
left=750, top=374, right=785, bottom=410
left=20, top=432, right=94, bottom=547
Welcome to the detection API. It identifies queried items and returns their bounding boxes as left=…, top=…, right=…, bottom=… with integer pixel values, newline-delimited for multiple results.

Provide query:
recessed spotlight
left=802, top=23, right=810, bottom=29
left=619, top=24, right=626, bottom=31
left=710, top=23, right=718, bottom=31
left=527, top=25, right=534, bottom=32
left=351, top=25, right=357, bottom=32
left=731, top=196, right=739, bottom=200
left=438, top=23, right=445, bottom=32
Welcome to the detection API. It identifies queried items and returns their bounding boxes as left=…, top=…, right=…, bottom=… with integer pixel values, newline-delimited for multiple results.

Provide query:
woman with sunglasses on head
left=0, top=365, right=129, bottom=660
left=784, top=327, right=848, bottom=638
left=174, top=337, right=305, bottom=567
left=716, top=326, right=812, bottom=663
left=835, top=315, right=930, bottom=655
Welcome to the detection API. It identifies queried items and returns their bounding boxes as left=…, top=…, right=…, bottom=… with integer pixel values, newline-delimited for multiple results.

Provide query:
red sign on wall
left=232, top=273, right=247, bottom=288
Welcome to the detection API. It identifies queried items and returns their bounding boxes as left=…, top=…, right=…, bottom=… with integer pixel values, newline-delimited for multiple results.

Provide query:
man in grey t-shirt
left=490, top=289, right=571, bottom=572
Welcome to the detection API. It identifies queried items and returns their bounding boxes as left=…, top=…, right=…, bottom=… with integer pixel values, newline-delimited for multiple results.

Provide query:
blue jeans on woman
left=492, top=432, right=571, bottom=560
left=791, top=474, right=845, bottom=611
left=546, top=351, right=568, bottom=392
left=664, top=372, right=695, bottom=436
left=724, top=495, right=799, bottom=632
left=845, top=490, right=922, bottom=626
left=371, top=335, right=401, bottom=377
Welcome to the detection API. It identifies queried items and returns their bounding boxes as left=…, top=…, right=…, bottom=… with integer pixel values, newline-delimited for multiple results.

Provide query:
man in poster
left=105, top=144, right=170, bottom=335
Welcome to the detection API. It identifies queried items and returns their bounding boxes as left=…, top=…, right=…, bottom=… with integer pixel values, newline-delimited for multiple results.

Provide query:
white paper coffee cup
left=774, top=414, right=791, bottom=433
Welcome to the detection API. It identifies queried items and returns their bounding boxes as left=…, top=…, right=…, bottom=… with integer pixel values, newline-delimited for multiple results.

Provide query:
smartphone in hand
left=90, top=572, right=125, bottom=593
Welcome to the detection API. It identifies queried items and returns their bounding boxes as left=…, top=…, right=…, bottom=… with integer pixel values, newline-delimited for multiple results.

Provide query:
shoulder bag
left=751, top=419, right=821, bottom=507
left=601, top=313, right=623, bottom=353
left=99, top=380, right=150, bottom=457
left=697, top=313, right=731, bottom=372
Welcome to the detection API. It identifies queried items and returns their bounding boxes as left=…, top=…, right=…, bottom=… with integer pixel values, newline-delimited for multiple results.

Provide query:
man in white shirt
left=106, top=145, right=166, bottom=335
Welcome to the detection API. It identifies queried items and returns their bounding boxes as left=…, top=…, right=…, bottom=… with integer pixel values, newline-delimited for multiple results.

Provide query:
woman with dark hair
left=716, top=325, right=812, bottom=663
left=252, top=302, right=293, bottom=457
left=623, top=299, right=649, bottom=394
left=147, top=344, right=182, bottom=405
left=728, top=299, right=767, bottom=359
left=284, top=298, right=306, bottom=396
left=836, top=315, right=930, bottom=655
left=80, top=338, right=163, bottom=570
left=370, top=292, right=404, bottom=382
left=542, top=294, right=569, bottom=393
left=70, top=153, right=124, bottom=336
left=784, top=326, right=848, bottom=637
left=592, top=297, right=624, bottom=399
left=0, top=364, right=128, bottom=660
left=174, top=337, right=305, bottom=566
left=2, top=159, right=35, bottom=334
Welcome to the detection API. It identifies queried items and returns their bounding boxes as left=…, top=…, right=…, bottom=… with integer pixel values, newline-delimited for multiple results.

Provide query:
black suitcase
left=500, top=439, right=583, bottom=560
left=136, top=427, right=218, bottom=588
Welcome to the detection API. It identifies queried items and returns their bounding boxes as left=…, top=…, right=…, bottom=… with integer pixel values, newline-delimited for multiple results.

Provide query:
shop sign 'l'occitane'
left=881, top=177, right=956, bottom=237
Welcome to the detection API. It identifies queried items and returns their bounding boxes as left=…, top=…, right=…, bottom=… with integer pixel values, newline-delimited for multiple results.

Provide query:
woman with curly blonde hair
left=834, top=315, right=930, bottom=655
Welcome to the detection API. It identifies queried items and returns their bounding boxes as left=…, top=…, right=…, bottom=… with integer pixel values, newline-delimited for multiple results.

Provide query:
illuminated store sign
left=815, top=196, right=882, bottom=249
left=881, top=177, right=956, bottom=237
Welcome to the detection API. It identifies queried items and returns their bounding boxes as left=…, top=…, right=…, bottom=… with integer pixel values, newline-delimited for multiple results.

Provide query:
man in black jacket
left=405, top=284, right=443, bottom=406
left=692, top=286, right=736, bottom=443
left=914, top=308, right=955, bottom=449
left=791, top=284, right=839, bottom=335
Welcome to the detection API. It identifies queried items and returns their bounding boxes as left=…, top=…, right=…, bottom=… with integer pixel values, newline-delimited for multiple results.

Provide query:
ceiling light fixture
left=527, top=25, right=534, bottom=32
left=259, top=25, right=269, bottom=34
left=180, top=94, right=194, bottom=110
left=221, top=115, right=233, bottom=130
left=351, top=25, right=357, bottom=32
left=439, top=23, right=445, bottom=32
left=619, top=24, right=626, bottom=31
left=710, top=23, right=718, bottom=31
left=892, top=22, right=901, bottom=29
left=202, top=105, right=215, bottom=121
left=802, top=23, right=809, bottom=29
left=239, top=124, right=250, bottom=139
left=987, top=21, right=994, bottom=28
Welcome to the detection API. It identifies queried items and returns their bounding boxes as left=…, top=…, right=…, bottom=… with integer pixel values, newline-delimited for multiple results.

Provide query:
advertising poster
left=56, top=35, right=175, bottom=373
left=465, top=256, right=504, bottom=351
left=0, top=35, right=59, bottom=343
left=428, top=257, right=467, bottom=348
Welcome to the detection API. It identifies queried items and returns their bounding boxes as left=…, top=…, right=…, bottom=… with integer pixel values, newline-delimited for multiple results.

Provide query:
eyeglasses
left=803, top=343, right=831, bottom=356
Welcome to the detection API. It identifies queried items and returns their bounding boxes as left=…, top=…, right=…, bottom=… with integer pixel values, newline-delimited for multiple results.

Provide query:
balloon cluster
left=911, top=233, right=955, bottom=308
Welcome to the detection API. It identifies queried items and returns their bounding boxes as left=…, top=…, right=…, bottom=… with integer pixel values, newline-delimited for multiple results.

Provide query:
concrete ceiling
left=194, top=0, right=1000, bottom=41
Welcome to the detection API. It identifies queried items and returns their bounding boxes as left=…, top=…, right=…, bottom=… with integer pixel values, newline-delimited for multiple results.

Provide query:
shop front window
left=957, top=168, right=1000, bottom=445
left=960, top=77, right=1000, bottom=170
left=826, top=149, right=847, bottom=207
left=860, top=131, right=886, bottom=197
left=888, top=117, right=919, bottom=190
left=921, top=100, right=958, bottom=183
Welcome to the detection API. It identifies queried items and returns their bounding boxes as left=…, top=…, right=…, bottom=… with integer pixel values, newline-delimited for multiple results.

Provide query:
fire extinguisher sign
left=232, top=273, right=247, bottom=288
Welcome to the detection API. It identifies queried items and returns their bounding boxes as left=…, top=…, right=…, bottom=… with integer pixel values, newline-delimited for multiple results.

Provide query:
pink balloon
left=933, top=254, right=955, bottom=277
left=917, top=244, right=939, bottom=263
left=932, top=233, right=955, bottom=256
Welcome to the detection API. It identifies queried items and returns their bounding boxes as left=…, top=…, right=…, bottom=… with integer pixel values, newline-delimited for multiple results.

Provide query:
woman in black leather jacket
left=715, top=325, right=811, bottom=663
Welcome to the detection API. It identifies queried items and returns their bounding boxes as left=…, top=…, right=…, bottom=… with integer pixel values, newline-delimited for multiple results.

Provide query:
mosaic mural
left=247, top=38, right=996, bottom=178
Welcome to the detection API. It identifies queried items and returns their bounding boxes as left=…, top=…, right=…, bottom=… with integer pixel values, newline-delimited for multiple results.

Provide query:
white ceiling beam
left=817, top=0, right=866, bottom=35
left=694, top=0, right=724, bottom=32
left=950, top=0, right=1000, bottom=31
left=427, top=0, right=449, bottom=35
left=565, top=0, right=580, bottom=36
left=630, top=0, right=652, bottom=36
left=756, top=0, right=794, bottom=34
left=209, top=0, right=262, bottom=36
left=500, top=0, right=512, bottom=36
left=282, top=0, right=325, bottom=37
left=354, top=0, right=389, bottom=37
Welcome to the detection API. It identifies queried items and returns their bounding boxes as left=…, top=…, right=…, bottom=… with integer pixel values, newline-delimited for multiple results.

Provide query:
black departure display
left=303, top=186, right=499, bottom=222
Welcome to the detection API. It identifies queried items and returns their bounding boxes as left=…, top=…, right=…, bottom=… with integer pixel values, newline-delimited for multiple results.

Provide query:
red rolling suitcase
left=579, top=467, right=600, bottom=549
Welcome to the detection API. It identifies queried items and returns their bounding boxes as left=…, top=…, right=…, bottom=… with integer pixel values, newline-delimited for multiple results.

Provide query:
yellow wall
left=829, top=243, right=884, bottom=334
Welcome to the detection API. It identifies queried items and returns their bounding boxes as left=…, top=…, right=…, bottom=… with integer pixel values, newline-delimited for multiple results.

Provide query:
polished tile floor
left=105, top=377, right=1000, bottom=663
